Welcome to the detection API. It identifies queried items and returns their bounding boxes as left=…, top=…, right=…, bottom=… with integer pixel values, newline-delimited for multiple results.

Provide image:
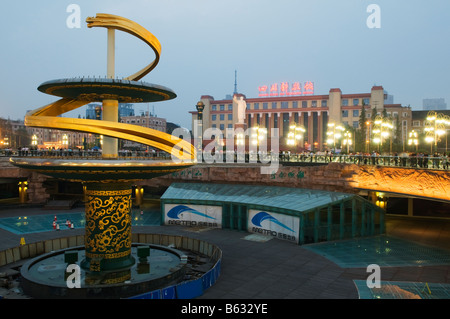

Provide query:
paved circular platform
left=38, top=78, right=176, bottom=103
left=9, top=158, right=194, bottom=182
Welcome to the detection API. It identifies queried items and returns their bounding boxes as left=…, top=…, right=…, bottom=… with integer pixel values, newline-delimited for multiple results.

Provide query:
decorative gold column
left=81, top=182, right=134, bottom=272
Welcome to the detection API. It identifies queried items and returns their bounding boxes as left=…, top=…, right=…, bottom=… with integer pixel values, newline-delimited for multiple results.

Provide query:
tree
left=369, top=107, right=378, bottom=152
left=357, top=103, right=368, bottom=152
left=393, top=114, right=403, bottom=152
left=371, top=107, right=378, bottom=123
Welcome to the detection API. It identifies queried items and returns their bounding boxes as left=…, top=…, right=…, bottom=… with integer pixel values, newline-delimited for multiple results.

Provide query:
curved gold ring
left=86, top=13, right=161, bottom=81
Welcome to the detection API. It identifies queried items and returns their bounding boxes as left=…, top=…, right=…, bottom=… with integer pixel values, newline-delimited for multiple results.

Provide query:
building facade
left=28, top=126, right=96, bottom=150
left=423, top=98, right=447, bottom=111
left=120, top=112, right=167, bottom=149
left=86, top=103, right=135, bottom=119
left=26, top=111, right=167, bottom=151
left=191, top=85, right=413, bottom=152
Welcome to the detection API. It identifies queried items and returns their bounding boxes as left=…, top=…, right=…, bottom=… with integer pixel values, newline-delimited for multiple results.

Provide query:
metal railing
left=278, top=153, right=450, bottom=170
left=2, top=149, right=449, bottom=170
left=0, top=149, right=173, bottom=161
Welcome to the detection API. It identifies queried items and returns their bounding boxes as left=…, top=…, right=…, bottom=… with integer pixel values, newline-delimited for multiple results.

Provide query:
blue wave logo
left=251, top=212, right=295, bottom=232
left=167, top=205, right=216, bottom=220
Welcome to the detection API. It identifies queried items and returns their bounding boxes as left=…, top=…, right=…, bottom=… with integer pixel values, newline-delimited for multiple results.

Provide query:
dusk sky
left=0, top=0, right=449, bottom=130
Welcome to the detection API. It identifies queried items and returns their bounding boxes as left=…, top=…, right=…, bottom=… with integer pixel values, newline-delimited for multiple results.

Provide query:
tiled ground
left=303, top=235, right=450, bottom=268
left=1, top=207, right=450, bottom=299
left=355, top=280, right=450, bottom=299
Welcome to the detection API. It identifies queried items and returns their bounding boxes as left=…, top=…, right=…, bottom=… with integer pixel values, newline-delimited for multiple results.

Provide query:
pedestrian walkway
left=0, top=206, right=450, bottom=299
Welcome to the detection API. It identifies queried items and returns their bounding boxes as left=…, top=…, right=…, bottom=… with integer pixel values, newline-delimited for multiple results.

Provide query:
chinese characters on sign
left=258, top=82, right=314, bottom=97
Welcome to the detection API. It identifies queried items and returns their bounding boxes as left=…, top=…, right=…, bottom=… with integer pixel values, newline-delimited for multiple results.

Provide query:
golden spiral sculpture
left=24, top=13, right=195, bottom=162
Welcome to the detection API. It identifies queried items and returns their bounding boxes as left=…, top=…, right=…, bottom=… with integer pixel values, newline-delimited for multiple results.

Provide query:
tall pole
left=196, top=101, right=205, bottom=163
left=107, top=28, right=115, bottom=79
left=103, top=28, right=119, bottom=159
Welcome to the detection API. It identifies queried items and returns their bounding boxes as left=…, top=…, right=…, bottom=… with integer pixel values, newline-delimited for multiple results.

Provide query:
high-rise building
left=85, top=103, right=135, bottom=119
left=120, top=111, right=167, bottom=149
left=423, top=98, right=447, bottom=111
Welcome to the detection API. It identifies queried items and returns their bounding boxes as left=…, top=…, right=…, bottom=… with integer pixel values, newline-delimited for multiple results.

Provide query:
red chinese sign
left=303, top=81, right=314, bottom=95
left=258, top=82, right=314, bottom=97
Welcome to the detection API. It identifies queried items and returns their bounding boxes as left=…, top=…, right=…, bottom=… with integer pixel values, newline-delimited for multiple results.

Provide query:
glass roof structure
left=161, top=183, right=382, bottom=216
left=162, top=183, right=385, bottom=244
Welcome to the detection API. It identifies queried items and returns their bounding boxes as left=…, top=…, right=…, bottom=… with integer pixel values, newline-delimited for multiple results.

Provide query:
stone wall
left=146, top=163, right=359, bottom=194
left=348, top=165, right=450, bottom=202
left=1, top=156, right=449, bottom=203
left=146, top=163, right=450, bottom=202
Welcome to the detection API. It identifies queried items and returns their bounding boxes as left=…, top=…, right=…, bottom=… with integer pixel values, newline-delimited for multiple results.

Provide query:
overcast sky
left=0, top=0, right=449, bottom=130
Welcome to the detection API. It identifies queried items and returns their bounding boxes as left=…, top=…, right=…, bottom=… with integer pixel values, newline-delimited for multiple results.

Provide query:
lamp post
left=31, top=134, right=38, bottom=147
left=236, top=132, right=245, bottom=146
left=326, top=122, right=344, bottom=153
left=62, top=134, right=69, bottom=148
left=251, top=126, right=267, bottom=146
left=196, top=101, right=205, bottom=162
left=445, top=115, right=450, bottom=153
left=372, top=116, right=393, bottom=154
left=365, top=121, right=371, bottom=153
left=426, top=111, right=449, bottom=154
left=343, top=131, right=352, bottom=154
left=408, top=130, right=418, bottom=152
left=286, top=124, right=305, bottom=153
left=444, top=115, right=450, bottom=153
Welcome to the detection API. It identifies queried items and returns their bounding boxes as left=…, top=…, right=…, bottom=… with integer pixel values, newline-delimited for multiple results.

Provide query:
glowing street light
left=236, top=133, right=245, bottom=146
left=408, top=130, right=418, bottom=151
left=372, top=116, right=393, bottom=153
left=326, top=122, right=345, bottom=152
left=251, top=126, right=267, bottom=146
left=425, top=111, right=448, bottom=153
left=31, top=134, right=38, bottom=147
left=287, top=124, right=305, bottom=148
left=62, top=134, right=69, bottom=147
left=343, top=131, right=352, bottom=153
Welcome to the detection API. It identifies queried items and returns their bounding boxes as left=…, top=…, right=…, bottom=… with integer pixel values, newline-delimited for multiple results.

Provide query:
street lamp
left=343, top=131, right=352, bottom=154
left=326, top=122, right=344, bottom=153
left=444, top=115, right=450, bottom=153
left=62, top=134, right=69, bottom=148
left=365, top=121, right=371, bottom=153
left=236, top=133, right=245, bottom=146
left=251, top=126, right=267, bottom=146
left=408, top=130, right=418, bottom=152
left=31, top=134, right=38, bottom=147
left=196, top=101, right=205, bottom=121
left=372, top=116, right=393, bottom=153
left=425, top=111, right=449, bottom=153
left=195, top=101, right=205, bottom=162
left=286, top=124, right=305, bottom=151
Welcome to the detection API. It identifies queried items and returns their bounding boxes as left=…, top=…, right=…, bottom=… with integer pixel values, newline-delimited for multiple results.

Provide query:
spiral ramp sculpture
left=10, top=14, right=197, bottom=274
left=12, top=13, right=196, bottom=183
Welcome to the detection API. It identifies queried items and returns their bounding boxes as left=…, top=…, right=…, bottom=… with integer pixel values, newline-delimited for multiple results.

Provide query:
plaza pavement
left=0, top=205, right=450, bottom=299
